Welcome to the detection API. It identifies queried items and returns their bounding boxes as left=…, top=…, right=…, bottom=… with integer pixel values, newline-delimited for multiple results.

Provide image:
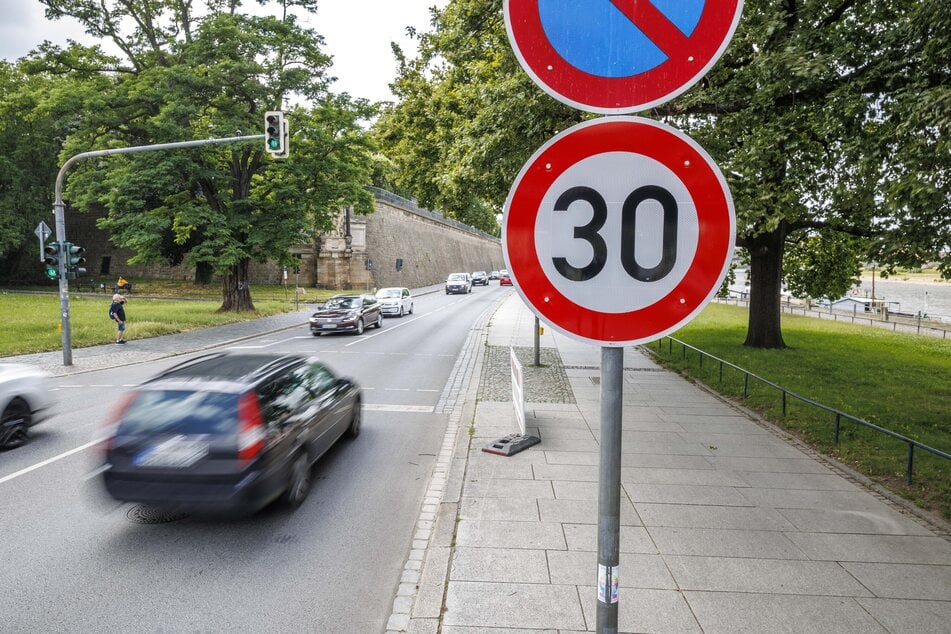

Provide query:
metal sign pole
left=534, top=316, right=541, bottom=365
left=597, top=346, right=623, bottom=632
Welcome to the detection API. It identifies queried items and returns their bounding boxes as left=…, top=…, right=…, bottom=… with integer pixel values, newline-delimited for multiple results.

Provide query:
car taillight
left=100, top=391, right=138, bottom=453
left=238, top=391, right=266, bottom=465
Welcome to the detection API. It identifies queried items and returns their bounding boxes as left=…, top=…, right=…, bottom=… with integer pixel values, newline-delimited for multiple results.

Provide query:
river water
left=730, top=270, right=951, bottom=324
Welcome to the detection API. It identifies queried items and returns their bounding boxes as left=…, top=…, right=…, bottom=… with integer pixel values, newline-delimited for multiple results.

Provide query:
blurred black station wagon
left=100, top=352, right=362, bottom=515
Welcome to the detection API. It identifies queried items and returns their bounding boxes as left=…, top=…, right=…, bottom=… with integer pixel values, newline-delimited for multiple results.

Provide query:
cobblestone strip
left=385, top=299, right=502, bottom=633
left=478, top=345, right=575, bottom=404
left=434, top=315, right=488, bottom=415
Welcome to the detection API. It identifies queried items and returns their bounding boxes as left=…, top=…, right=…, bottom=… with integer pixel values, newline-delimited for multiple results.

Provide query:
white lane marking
left=0, top=438, right=102, bottom=486
left=384, top=388, right=410, bottom=392
left=416, top=389, right=439, bottom=393
left=364, top=404, right=434, bottom=413
left=228, top=335, right=305, bottom=349
left=343, top=311, right=434, bottom=347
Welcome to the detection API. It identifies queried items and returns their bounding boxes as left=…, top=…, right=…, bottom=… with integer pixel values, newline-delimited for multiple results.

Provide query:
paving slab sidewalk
left=397, top=291, right=951, bottom=634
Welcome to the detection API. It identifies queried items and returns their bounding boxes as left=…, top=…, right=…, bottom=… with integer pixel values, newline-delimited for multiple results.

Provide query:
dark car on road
left=309, top=294, right=383, bottom=335
left=471, top=271, right=489, bottom=286
left=99, top=352, right=362, bottom=515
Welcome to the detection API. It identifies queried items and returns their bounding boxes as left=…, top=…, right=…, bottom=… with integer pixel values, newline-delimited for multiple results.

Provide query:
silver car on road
left=0, top=363, right=54, bottom=449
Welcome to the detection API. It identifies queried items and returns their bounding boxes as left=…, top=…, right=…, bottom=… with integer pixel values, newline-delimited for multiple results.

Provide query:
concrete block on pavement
left=444, top=581, right=585, bottom=630
left=579, top=587, right=701, bottom=633
left=450, top=547, right=550, bottom=583
left=841, top=562, right=951, bottom=600
left=684, top=591, right=887, bottom=633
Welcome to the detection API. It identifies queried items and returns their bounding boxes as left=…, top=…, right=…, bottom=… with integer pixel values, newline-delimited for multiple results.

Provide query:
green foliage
left=373, top=0, right=576, bottom=233
left=783, top=232, right=863, bottom=301
left=0, top=62, right=77, bottom=258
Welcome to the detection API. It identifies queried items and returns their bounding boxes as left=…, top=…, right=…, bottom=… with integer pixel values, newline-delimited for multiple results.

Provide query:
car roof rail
left=146, top=352, right=229, bottom=381
left=249, top=355, right=304, bottom=382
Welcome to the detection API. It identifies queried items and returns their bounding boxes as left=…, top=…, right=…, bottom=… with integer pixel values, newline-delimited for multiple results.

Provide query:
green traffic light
left=267, top=137, right=281, bottom=149
left=45, top=266, right=58, bottom=280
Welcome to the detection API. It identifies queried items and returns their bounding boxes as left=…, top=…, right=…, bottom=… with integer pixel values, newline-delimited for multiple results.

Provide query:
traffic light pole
left=52, top=134, right=264, bottom=365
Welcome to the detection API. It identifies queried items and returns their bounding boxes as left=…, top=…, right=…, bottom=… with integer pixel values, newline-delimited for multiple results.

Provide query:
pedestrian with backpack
left=109, top=294, right=128, bottom=344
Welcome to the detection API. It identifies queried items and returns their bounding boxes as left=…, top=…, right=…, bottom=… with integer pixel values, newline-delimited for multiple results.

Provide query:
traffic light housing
left=264, top=110, right=288, bottom=158
left=43, top=242, right=62, bottom=280
left=64, top=242, right=87, bottom=279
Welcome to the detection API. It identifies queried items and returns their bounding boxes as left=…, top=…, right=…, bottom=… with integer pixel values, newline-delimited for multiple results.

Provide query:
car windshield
left=448, top=274, right=466, bottom=281
left=117, top=390, right=239, bottom=435
left=377, top=289, right=402, bottom=298
left=326, top=297, right=358, bottom=309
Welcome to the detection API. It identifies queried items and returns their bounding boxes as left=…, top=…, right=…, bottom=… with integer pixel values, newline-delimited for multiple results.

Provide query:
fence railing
left=715, top=296, right=950, bottom=339
left=650, top=336, right=950, bottom=484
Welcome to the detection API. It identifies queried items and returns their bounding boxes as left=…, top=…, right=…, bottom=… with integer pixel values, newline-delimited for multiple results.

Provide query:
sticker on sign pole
left=504, top=0, right=744, bottom=113
left=502, top=117, right=735, bottom=347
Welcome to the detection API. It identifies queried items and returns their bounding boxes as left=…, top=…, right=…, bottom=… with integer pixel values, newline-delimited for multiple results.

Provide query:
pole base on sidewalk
left=482, top=433, right=540, bottom=457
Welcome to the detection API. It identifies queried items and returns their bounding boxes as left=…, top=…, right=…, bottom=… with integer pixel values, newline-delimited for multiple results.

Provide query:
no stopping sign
left=504, top=0, right=744, bottom=113
left=502, top=117, right=735, bottom=346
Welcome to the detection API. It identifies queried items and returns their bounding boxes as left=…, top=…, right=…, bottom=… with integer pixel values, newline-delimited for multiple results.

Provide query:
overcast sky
left=0, top=0, right=446, bottom=104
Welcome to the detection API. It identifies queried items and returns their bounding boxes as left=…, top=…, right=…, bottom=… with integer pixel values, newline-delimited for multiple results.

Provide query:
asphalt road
left=0, top=284, right=505, bottom=633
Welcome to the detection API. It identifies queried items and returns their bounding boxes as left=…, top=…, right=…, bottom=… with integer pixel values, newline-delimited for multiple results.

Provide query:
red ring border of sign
left=504, top=0, right=744, bottom=114
left=502, top=117, right=735, bottom=347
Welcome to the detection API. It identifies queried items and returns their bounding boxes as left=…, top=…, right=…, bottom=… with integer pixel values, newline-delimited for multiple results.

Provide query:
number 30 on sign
left=502, top=117, right=735, bottom=347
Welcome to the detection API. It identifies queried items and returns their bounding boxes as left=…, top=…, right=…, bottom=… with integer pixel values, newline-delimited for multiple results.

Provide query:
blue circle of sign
left=539, top=0, right=706, bottom=78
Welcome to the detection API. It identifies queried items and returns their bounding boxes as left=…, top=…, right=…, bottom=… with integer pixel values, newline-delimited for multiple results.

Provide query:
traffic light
left=43, top=242, right=62, bottom=280
left=264, top=110, right=288, bottom=158
left=64, top=242, right=87, bottom=279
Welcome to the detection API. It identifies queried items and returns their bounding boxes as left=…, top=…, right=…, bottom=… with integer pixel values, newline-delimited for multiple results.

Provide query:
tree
left=32, top=0, right=375, bottom=311
left=668, top=0, right=949, bottom=347
left=374, top=0, right=949, bottom=347
left=783, top=232, right=864, bottom=303
left=374, top=0, right=577, bottom=233
left=0, top=62, right=70, bottom=259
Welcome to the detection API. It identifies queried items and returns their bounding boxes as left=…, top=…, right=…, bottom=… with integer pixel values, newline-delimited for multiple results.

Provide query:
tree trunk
left=219, top=259, right=256, bottom=312
left=744, top=223, right=787, bottom=348
left=194, top=261, right=213, bottom=285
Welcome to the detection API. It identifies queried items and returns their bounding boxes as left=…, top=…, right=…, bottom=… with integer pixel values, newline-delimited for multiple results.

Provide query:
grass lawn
left=648, top=303, right=951, bottom=519
left=0, top=278, right=348, bottom=356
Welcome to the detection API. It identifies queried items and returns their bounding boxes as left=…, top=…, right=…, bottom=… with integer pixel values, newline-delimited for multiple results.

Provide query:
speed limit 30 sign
left=502, top=117, right=735, bottom=346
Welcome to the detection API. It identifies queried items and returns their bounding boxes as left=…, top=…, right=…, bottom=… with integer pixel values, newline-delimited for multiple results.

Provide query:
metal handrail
left=714, top=296, right=950, bottom=339
left=650, top=336, right=950, bottom=484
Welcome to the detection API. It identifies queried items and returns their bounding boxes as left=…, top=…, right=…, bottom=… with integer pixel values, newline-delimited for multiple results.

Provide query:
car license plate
left=134, top=435, right=209, bottom=468
left=322, top=323, right=337, bottom=329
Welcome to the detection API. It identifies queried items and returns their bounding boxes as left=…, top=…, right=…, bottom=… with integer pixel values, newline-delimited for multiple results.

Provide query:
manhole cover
left=126, top=504, right=188, bottom=524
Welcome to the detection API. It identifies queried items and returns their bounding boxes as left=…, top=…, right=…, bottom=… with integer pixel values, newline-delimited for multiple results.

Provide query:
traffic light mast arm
left=53, top=134, right=265, bottom=205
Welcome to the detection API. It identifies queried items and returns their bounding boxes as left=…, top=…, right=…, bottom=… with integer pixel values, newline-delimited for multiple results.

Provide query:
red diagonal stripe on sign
left=608, top=0, right=691, bottom=57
